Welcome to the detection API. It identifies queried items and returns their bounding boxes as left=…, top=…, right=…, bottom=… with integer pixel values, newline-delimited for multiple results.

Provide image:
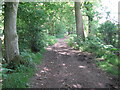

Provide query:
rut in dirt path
left=29, top=37, right=117, bottom=88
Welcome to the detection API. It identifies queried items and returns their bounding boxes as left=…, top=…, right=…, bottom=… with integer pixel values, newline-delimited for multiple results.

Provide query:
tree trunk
left=88, top=17, right=92, bottom=35
left=4, top=2, right=19, bottom=63
left=75, top=2, right=85, bottom=40
left=88, top=21, right=91, bottom=34
left=118, top=27, right=120, bottom=48
left=68, top=28, right=71, bottom=35
left=0, top=39, right=1, bottom=90
left=0, top=39, right=2, bottom=63
left=118, top=1, right=120, bottom=48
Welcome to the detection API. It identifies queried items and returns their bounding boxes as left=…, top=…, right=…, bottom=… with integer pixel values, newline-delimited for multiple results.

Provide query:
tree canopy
left=1, top=1, right=120, bottom=88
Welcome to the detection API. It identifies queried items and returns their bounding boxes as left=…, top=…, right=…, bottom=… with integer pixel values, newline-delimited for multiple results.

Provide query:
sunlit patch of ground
left=29, top=37, right=118, bottom=88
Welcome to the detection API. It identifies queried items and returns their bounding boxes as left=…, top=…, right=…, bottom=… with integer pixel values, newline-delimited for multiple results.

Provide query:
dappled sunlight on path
left=29, top=37, right=118, bottom=88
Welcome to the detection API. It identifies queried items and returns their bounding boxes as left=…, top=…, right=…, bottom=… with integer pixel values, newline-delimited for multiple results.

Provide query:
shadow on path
left=29, top=37, right=118, bottom=88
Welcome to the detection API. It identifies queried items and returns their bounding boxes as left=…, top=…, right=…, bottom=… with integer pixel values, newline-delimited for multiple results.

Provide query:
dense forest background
left=0, top=0, right=120, bottom=88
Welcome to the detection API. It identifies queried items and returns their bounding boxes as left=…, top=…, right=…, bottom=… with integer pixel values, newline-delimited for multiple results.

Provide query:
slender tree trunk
left=4, top=2, right=19, bottom=63
left=0, top=39, right=1, bottom=90
left=0, top=39, right=2, bottom=63
left=68, top=29, right=71, bottom=35
left=118, top=1, right=120, bottom=48
left=88, top=21, right=91, bottom=34
left=118, top=27, right=120, bottom=48
left=75, top=2, right=85, bottom=40
left=88, top=17, right=92, bottom=35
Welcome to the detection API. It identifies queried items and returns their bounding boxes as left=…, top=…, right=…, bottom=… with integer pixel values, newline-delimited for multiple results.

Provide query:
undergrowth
left=68, top=34, right=120, bottom=76
left=44, top=34, right=57, bottom=46
left=2, top=34, right=57, bottom=88
left=2, top=49, right=45, bottom=88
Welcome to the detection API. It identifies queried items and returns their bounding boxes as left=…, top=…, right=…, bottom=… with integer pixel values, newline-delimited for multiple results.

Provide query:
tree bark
left=4, top=2, right=19, bottom=63
left=118, top=1, right=120, bottom=48
left=88, top=17, right=92, bottom=35
left=118, top=27, right=120, bottom=48
left=0, top=39, right=2, bottom=63
left=0, top=38, right=1, bottom=90
left=75, top=2, right=85, bottom=40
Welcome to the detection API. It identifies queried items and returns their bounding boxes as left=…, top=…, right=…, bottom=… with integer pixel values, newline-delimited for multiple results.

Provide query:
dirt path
left=29, top=37, right=118, bottom=88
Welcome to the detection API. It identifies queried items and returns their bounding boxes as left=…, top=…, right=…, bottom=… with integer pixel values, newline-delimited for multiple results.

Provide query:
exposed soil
left=29, top=37, right=119, bottom=89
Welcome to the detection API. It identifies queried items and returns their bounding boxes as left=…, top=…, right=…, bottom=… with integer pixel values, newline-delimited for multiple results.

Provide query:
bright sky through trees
left=99, top=0, right=119, bottom=23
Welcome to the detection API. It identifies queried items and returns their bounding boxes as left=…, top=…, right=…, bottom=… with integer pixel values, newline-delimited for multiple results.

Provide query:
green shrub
left=68, top=35, right=120, bottom=76
left=44, top=34, right=57, bottom=46
left=98, top=21, right=118, bottom=46
left=2, top=49, right=45, bottom=88
left=2, top=69, right=34, bottom=88
left=54, top=21, right=66, bottom=38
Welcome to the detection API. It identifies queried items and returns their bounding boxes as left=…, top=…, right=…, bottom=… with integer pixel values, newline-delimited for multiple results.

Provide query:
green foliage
left=20, top=49, right=44, bottom=64
left=3, top=2, right=61, bottom=88
left=55, top=21, right=66, bottom=38
left=44, top=34, right=57, bottom=46
left=2, top=1, right=119, bottom=88
left=7, top=55, right=34, bottom=70
left=83, top=2, right=94, bottom=21
left=82, top=1, right=101, bottom=36
left=43, top=2, right=75, bottom=37
left=98, top=21, right=118, bottom=46
left=2, top=68, right=34, bottom=88
left=17, top=2, right=47, bottom=52
left=67, top=34, right=78, bottom=49
left=0, top=6, right=3, bottom=35
left=68, top=35, right=120, bottom=76
left=17, top=2, right=73, bottom=52
left=2, top=49, right=45, bottom=88
left=30, top=32, right=46, bottom=52
left=97, top=61, right=120, bottom=75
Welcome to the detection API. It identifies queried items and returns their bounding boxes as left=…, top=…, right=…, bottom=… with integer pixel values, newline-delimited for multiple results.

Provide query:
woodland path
left=29, top=36, right=119, bottom=89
